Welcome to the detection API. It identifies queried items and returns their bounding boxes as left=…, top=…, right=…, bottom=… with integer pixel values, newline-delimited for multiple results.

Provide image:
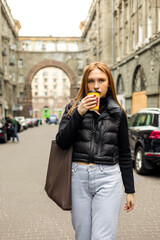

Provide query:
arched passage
left=22, top=60, right=77, bottom=117
left=116, top=74, right=125, bottom=109
left=132, top=65, right=147, bottom=114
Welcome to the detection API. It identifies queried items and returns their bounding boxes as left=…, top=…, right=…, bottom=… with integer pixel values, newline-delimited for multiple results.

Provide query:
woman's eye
left=99, top=79, right=104, bottom=83
left=88, top=80, right=94, bottom=83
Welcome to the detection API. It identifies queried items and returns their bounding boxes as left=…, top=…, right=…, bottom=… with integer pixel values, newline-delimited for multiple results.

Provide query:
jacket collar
left=104, top=96, right=121, bottom=112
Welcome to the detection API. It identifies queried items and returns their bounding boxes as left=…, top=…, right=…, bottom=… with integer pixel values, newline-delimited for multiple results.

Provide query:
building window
left=46, top=41, right=55, bottom=51
left=68, top=42, right=78, bottom=51
left=78, top=60, right=83, bottom=70
left=18, top=75, right=24, bottom=83
left=4, top=63, right=7, bottom=74
left=22, top=41, right=32, bottom=51
left=43, top=71, right=48, bottom=76
left=12, top=73, right=15, bottom=82
left=34, top=78, right=38, bottom=83
left=35, top=41, right=43, bottom=51
left=18, top=59, right=23, bottom=68
left=35, top=85, right=38, bottom=89
left=19, top=92, right=24, bottom=101
left=57, top=41, right=66, bottom=51
left=53, top=78, right=57, bottom=82
left=117, top=75, right=124, bottom=94
left=133, top=65, right=146, bottom=92
left=44, top=92, right=48, bottom=96
left=53, top=92, right=57, bottom=99
left=9, top=55, right=15, bottom=66
left=35, top=92, right=38, bottom=96
left=52, top=71, right=57, bottom=76
left=42, top=43, right=46, bottom=51
left=44, top=85, right=48, bottom=89
left=148, top=17, right=152, bottom=38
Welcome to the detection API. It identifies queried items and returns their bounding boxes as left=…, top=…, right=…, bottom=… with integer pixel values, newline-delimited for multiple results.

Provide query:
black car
left=0, top=119, right=13, bottom=143
left=48, top=115, right=59, bottom=124
left=0, top=119, right=8, bottom=143
left=128, top=108, right=160, bottom=174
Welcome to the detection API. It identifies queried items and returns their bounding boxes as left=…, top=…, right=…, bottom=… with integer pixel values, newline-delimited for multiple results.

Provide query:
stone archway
left=22, top=59, right=77, bottom=117
left=116, top=74, right=125, bottom=109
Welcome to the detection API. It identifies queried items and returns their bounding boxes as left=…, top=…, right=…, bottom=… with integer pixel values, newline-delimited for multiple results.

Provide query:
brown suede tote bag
left=45, top=140, right=73, bottom=210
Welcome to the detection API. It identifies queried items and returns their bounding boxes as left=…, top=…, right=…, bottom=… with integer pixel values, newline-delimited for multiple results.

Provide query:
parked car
left=0, top=118, right=14, bottom=142
left=15, top=116, right=28, bottom=130
left=48, top=115, right=58, bottom=124
left=0, top=119, right=8, bottom=143
left=128, top=108, right=160, bottom=174
left=26, top=118, right=34, bottom=127
left=32, top=118, right=39, bottom=127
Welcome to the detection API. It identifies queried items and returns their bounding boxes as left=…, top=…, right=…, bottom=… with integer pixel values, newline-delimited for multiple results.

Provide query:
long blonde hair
left=68, top=62, right=123, bottom=116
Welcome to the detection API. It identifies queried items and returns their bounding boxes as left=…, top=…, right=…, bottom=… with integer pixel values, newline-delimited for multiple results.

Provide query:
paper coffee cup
left=87, top=91, right=100, bottom=111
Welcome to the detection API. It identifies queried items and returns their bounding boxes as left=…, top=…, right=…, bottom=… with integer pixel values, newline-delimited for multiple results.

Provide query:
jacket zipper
left=98, top=122, right=104, bottom=155
left=89, top=117, right=95, bottom=162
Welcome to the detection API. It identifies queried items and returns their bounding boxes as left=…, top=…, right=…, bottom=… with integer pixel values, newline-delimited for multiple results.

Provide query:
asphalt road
left=0, top=123, right=160, bottom=240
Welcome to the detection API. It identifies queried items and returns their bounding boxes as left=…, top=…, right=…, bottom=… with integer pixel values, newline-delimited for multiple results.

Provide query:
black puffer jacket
left=56, top=96, right=135, bottom=193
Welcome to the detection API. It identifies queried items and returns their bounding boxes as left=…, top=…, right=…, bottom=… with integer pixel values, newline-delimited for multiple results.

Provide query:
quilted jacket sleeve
left=118, top=110, right=135, bottom=193
left=56, top=103, right=83, bottom=150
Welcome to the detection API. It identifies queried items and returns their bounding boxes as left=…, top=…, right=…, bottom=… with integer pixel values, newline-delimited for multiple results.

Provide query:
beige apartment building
left=31, top=67, right=70, bottom=119
left=0, top=0, right=21, bottom=118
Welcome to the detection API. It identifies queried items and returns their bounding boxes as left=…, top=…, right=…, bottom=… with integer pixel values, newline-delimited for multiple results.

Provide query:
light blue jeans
left=71, top=162, right=123, bottom=240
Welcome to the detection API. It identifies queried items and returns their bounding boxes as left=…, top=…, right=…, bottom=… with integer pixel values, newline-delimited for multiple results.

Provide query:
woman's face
left=87, top=68, right=109, bottom=98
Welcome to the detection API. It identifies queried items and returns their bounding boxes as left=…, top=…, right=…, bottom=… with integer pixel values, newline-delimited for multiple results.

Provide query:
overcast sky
left=6, top=0, right=92, bottom=37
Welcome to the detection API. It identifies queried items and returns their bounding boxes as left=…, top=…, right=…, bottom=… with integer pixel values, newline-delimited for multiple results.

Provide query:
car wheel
left=135, top=146, right=149, bottom=175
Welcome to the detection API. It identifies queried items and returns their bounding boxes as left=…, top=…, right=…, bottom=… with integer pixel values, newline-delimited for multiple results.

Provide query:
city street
left=0, top=124, right=160, bottom=240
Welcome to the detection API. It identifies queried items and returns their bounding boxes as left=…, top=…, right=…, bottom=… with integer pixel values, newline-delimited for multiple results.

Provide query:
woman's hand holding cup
left=78, top=91, right=100, bottom=116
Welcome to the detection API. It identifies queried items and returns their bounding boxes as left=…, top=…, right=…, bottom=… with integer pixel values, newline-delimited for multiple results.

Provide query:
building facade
left=0, top=0, right=21, bottom=119
left=17, top=36, right=84, bottom=117
left=80, top=0, right=113, bottom=66
left=31, top=67, right=70, bottom=119
left=81, top=0, right=160, bottom=114
left=112, top=0, right=160, bottom=114
left=0, top=0, right=160, bottom=119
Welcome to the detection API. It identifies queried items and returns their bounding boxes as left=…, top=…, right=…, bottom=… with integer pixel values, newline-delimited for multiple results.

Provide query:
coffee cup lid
left=87, top=91, right=100, bottom=93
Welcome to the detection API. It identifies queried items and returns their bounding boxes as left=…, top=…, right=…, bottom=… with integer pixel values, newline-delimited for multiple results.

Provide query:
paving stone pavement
left=0, top=124, right=160, bottom=240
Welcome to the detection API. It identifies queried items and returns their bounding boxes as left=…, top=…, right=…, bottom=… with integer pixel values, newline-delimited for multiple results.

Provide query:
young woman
left=56, top=62, right=135, bottom=240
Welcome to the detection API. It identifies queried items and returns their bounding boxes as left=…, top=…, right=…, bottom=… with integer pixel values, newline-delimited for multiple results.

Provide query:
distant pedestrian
left=9, top=115, right=19, bottom=143
left=56, top=62, right=135, bottom=240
